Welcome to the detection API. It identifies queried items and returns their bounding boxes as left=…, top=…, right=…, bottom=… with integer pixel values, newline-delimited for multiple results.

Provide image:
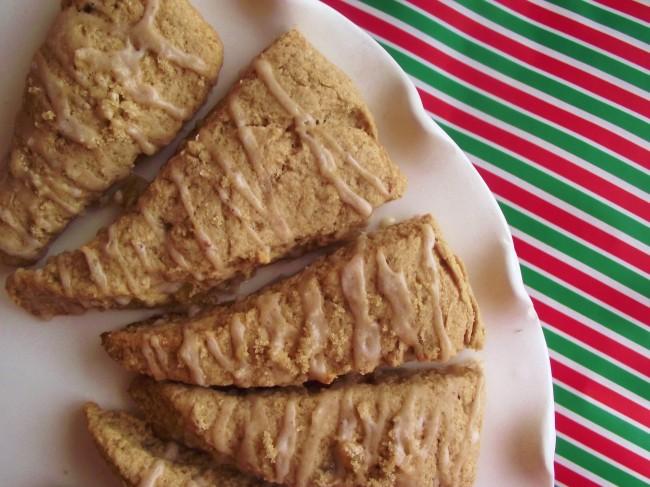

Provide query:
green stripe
left=437, top=121, right=650, bottom=249
left=556, top=436, right=645, bottom=486
left=545, top=329, right=649, bottom=400
left=497, top=201, right=648, bottom=297
left=454, top=0, right=650, bottom=91
left=544, top=0, right=650, bottom=43
left=554, top=383, right=649, bottom=450
left=378, top=41, right=650, bottom=201
left=364, top=0, right=648, bottom=139
left=521, top=265, right=650, bottom=345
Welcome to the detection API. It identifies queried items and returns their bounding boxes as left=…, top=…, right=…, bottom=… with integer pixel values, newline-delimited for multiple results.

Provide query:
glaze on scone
left=7, top=29, right=406, bottom=318
left=102, top=215, right=483, bottom=387
left=84, top=403, right=267, bottom=486
left=129, top=364, right=485, bottom=487
left=0, top=0, right=223, bottom=265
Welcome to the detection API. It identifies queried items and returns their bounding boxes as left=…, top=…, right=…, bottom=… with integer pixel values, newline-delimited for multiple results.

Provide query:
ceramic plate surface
left=0, top=1, right=554, bottom=485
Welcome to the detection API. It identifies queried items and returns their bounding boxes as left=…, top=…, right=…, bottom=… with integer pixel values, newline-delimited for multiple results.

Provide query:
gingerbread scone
left=129, top=364, right=485, bottom=487
left=7, top=29, right=406, bottom=318
left=102, top=215, right=483, bottom=387
left=0, top=0, right=223, bottom=265
left=84, top=403, right=267, bottom=486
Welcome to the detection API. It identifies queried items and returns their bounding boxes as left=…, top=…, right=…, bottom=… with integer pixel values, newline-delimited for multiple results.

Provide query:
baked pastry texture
left=102, top=215, right=483, bottom=387
left=6, top=29, right=406, bottom=318
left=0, top=0, right=223, bottom=265
left=129, top=363, right=485, bottom=487
left=84, top=402, right=266, bottom=486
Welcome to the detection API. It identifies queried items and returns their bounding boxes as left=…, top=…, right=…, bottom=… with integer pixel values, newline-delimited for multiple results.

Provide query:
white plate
left=0, top=1, right=555, bottom=485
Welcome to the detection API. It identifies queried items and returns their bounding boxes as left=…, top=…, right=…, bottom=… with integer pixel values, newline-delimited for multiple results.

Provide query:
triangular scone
left=130, top=363, right=485, bottom=487
left=84, top=403, right=267, bottom=486
left=7, top=29, right=406, bottom=318
left=102, top=215, right=483, bottom=387
left=0, top=0, right=223, bottom=265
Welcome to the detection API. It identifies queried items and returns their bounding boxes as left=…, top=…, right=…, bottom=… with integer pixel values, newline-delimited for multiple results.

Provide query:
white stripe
left=491, top=0, right=650, bottom=92
left=442, top=0, right=650, bottom=120
left=529, top=288, right=647, bottom=356
left=548, top=334, right=649, bottom=406
left=555, top=431, right=647, bottom=483
left=555, top=404, right=649, bottom=456
left=414, top=85, right=650, bottom=243
left=411, top=75, right=650, bottom=205
left=539, top=0, right=650, bottom=50
left=586, top=0, right=650, bottom=28
left=521, top=257, right=648, bottom=330
left=404, top=0, right=650, bottom=149
left=555, top=454, right=610, bottom=485
left=510, top=227, right=648, bottom=305
left=470, top=155, right=650, bottom=277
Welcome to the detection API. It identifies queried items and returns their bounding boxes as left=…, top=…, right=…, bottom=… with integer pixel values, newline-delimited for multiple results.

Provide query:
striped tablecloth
left=323, top=1, right=650, bottom=486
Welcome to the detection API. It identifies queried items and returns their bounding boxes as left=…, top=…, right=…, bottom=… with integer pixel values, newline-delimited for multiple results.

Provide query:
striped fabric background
left=321, top=1, right=650, bottom=485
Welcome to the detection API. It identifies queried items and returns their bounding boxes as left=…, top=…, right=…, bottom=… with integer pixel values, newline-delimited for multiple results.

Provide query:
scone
left=84, top=402, right=267, bottom=486
left=102, top=215, right=483, bottom=387
left=129, top=363, right=485, bottom=487
left=0, top=0, right=223, bottom=265
left=7, top=29, right=406, bottom=318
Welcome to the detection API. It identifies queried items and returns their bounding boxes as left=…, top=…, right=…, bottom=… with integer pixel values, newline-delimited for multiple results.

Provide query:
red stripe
left=555, top=461, right=600, bottom=487
left=417, top=87, right=650, bottom=224
left=533, top=298, right=650, bottom=377
left=513, top=237, right=650, bottom=325
left=556, top=411, right=650, bottom=477
left=591, top=0, right=650, bottom=24
left=326, top=0, right=650, bottom=119
left=407, top=0, right=650, bottom=167
left=322, top=0, right=650, bottom=219
left=471, top=163, right=650, bottom=274
left=550, top=358, right=649, bottom=428
left=497, top=0, right=650, bottom=69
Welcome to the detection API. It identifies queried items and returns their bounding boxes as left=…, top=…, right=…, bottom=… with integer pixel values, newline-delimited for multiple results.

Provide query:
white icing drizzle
left=239, top=399, right=268, bottom=470
left=33, top=53, right=98, bottom=147
left=142, top=336, right=164, bottom=380
left=179, top=327, right=207, bottom=386
left=275, top=399, right=298, bottom=482
left=421, top=224, right=453, bottom=361
left=258, top=293, right=290, bottom=368
left=75, top=45, right=188, bottom=120
left=253, top=58, right=373, bottom=217
left=451, top=375, right=484, bottom=480
left=81, top=246, right=109, bottom=293
left=126, top=125, right=157, bottom=155
left=205, top=331, right=235, bottom=371
left=296, top=395, right=338, bottom=487
left=300, top=278, right=329, bottom=382
left=0, top=207, right=40, bottom=259
left=169, top=165, right=221, bottom=271
left=204, top=316, right=250, bottom=385
left=131, top=239, right=156, bottom=272
left=138, top=459, right=164, bottom=487
left=360, top=391, right=391, bottom=469
left=56, top=257, right=73, bottom=297
left=215, top=186, right=266, bottom=250
left=316, top=130, right=389, bottom=197
left=130, top=0, right=211, bottom=77
left=228, top=97, right=292, bottom=241
left=105, top=225, right=141, bottom=297
left=335, top=390, right=358, bottom=473
left=375, top=249, right=422, bottom=357
left=341, top=253, right=381, bottom=371
left=211, top=398, right=237, bottom=454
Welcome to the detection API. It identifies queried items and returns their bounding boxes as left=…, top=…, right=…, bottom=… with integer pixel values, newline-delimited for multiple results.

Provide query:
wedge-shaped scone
left=103, top=215, right=482, bottom=387
left=7, top=29, right=406, bottom=318
left=130, top=363, right=485, bottom=487
left=84, top=402, right=267, bottom=486
left=0, top=0, right=223, bottom=265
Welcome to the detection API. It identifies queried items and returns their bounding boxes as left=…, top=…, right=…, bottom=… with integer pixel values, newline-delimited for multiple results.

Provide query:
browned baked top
left=84, top=402, right=266, bottom=487
left=129, top=364, right=485, bottom=487
left=102, top=215, right=483, bottom=388
left=7, top=29, right=406, bottom=318
left=0, top=0, right=223, bottom=265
